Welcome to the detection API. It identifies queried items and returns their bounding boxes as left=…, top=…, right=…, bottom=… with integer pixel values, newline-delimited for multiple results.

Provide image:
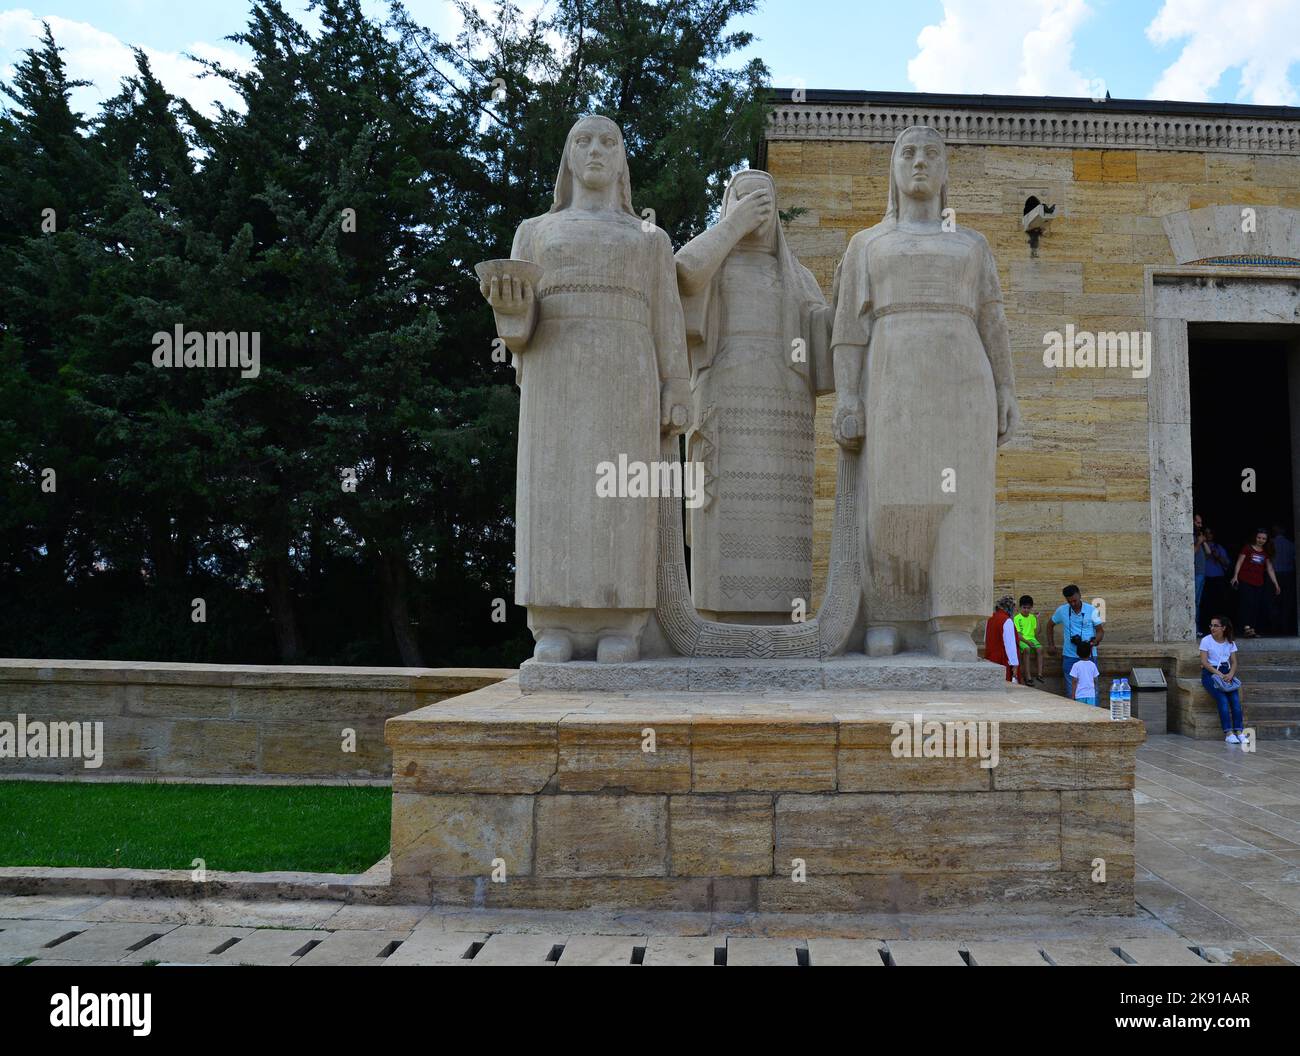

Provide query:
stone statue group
left=478, top=115, right=1020, bottom=665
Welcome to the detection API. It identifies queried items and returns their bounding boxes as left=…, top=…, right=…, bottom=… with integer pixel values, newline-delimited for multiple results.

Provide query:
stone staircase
left=1236, top=640, right=1300, bottom=739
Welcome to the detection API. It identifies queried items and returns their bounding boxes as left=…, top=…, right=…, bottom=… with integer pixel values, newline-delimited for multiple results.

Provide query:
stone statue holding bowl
left=477, top=114, right=690, bottom=664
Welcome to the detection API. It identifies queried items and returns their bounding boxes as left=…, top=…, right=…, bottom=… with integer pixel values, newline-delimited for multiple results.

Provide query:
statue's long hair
left=550, top=115, right=636, bottom=216
left=883, top=125, right=949, bottom=224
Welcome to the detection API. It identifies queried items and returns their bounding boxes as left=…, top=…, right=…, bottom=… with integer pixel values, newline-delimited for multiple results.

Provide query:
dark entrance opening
left=1189, top=324, right=1298, bottom=636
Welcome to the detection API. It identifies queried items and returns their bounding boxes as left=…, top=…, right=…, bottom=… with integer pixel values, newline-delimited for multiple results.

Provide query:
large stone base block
left=385, top=678, right=1143, bottom=915
left=518, top=652, right=1007, bottom=694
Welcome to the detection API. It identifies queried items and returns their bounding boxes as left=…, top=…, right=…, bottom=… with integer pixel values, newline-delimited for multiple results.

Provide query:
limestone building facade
left=762, top=90, right=1300, bottom=646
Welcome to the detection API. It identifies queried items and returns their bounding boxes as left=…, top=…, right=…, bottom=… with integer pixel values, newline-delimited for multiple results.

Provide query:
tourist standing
left=1199, top=616, right=1244, bottom=743
left=1070, top=641, right=1101, bottom=706
left=1231, top=529, right=1281, bottom=638
left=1013, top=594, right=1044, bottom=686
left=1046, top=585, right=1105, bottom=698
left=1200, top=528, right=1231, bottom=633
left=984, top=596, right=1021, bottom=683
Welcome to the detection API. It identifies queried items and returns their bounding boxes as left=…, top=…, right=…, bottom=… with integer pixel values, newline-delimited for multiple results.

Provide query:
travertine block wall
left=0, top=660, right=513, bottom=780
left=768, top=139, right=1300, bottom=640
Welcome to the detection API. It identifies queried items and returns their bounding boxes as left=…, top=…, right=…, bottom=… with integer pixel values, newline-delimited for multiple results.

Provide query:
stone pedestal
left=519, top=652, right=1007, bottom=693
left=385, top=676, right=1143, bottom=915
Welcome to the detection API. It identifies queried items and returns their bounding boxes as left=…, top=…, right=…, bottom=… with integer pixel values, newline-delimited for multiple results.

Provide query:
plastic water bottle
left=1119, top=678, right=1132, bottom=720
left=1109, top=679, right=1121, bottom=720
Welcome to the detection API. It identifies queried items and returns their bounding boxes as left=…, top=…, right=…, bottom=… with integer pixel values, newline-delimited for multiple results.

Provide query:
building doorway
left=1189, top=323, right=1299, bottom=637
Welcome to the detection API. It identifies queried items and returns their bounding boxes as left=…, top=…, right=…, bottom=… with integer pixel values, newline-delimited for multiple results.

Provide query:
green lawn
left=0, top=781, right=391, bottom=873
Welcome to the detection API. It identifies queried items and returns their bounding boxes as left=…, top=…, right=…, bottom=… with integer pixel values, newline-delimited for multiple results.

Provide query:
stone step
left=1235, top=638, right=1300, bottom=653
left=1249, top=720, right=1300, bottom=739
left=1242, top=668, right=1300, bottom=682
left=1241, top=683, right=1300, bottom=700
left=1242, top=701, right=1300, bottom=719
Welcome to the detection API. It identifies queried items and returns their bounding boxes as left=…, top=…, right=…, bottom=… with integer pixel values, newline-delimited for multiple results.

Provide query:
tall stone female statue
left=478, top=115, right=690, bottom=663
left=675, top=169, right=832, bottom=623
left=830, top=125, right=1020, bottom=659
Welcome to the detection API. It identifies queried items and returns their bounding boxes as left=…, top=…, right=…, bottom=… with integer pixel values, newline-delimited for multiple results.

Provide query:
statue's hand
left=480, top=274, right=534, bottom=317
left=996, top=385, right=1020, bottom=447
left=832, top=397, right=865, bottom=451
left=661, top=378, right=691, bottom=436
left=727, top=187, right=775, bottom=237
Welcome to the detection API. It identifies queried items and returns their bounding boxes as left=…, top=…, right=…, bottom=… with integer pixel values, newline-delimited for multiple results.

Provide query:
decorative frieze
left=767, top=103, right=1300, bottom=155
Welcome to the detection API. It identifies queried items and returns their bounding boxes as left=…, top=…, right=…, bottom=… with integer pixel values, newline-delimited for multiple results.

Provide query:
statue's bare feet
left=534, top=630, right=573, bottom=663
left=933, top=629, right=977, bottom=661
left=864, top=625, right=900, bottom=656
left=596, top=634, right=638, bottom=664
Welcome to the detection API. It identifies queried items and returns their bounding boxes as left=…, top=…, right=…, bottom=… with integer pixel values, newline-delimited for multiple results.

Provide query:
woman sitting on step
left=1199, top=616, right=1244, bottom=744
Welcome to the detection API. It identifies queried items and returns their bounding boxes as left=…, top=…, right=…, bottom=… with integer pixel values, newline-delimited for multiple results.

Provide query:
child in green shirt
left=1014, top=595, right=1044, bottom=687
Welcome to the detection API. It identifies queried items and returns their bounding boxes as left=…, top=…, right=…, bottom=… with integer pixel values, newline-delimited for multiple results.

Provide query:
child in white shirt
left=1071, top=641, right=1101, bottom=706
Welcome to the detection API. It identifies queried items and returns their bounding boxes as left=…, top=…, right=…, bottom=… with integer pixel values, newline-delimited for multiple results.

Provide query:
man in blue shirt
left=1200, top=528, right=1231, bottom=634
left=1046, top=584, right=1106, bottom=698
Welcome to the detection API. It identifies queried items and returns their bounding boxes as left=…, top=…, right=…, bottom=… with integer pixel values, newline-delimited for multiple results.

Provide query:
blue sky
left=2, top=1, right=1297, bottom=117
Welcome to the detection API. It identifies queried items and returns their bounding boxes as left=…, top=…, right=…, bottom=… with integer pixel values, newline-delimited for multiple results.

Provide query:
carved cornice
left=765, top=102, right=1300, bottom=155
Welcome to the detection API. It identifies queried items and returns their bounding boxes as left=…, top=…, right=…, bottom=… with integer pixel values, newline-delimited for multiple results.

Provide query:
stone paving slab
left=320, top=904, right=431, bottom=931
left=0, top=895, right=107, bottom=919
left=181, top=900, right=344, bottom=930
left=641, top=936, right=720, bottom=965
left=726, top=937, right=801, bottom=966
left=471, top=933, right=564, bottom=966
left=382, top=925, right=485, bottom=966
left=432, top=909, right=711, bottom=936
left=75, top=897, right=212, bottom=925
left=30, top=960, right=144, bottom=966
left=1115, top=938, right=1212, bottom=965
left=886, top=940, right=967, bottom=966
left=124, top=925, right=253, bottom=963
left=65, top=896, right=344, bottom=929
left=1251, top=935, right=1300, bottom=965
left=555, top=934, right=645, bottom=966
left=806, top=938, right=886, bottom=965
left=1135, top=903, right=1249, bottom=945
left=0, top=918, right=92, bottom=957
left=212, top=928, right=330, bottom=966
left=1201, top=943, right=1295, bottom=966
left=1041, top=942, right=1129, bottom=966
left=294, top=929, right=408, bottom=966
left=961, top=942, right=1049, bottom=966
left=36, top=921, right=176, bottom=961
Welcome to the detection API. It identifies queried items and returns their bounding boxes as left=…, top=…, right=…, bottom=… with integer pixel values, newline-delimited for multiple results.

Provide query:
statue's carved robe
left=831, top=224, right=1008, bottom=623
left=678, top=234, right=831, bottom=617
left=511, top=212, right=687, bottom=610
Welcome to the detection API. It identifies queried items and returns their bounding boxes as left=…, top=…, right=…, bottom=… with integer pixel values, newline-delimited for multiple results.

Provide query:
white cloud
left=907, top=0, right=1096, bottom=97
left=0, top=9, right=250, bottom=118
left=1147, top=0, right=1300, bottom=105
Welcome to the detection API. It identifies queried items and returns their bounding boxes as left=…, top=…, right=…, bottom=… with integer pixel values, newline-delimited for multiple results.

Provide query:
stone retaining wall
left=0, top=660, right=513, bottom=781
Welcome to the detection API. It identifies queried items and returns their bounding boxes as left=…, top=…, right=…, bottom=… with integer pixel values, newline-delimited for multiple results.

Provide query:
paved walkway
left=1136, top=733, right=1300, bottom=965
left=2, top=736, right=1298, bottom=965
left=0, top=897, right=1218, bottom=965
